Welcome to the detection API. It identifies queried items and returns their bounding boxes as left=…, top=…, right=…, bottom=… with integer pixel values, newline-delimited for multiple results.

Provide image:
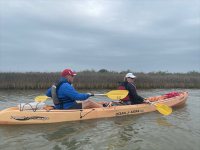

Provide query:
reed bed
left=0, top=71, right=199, bottom=89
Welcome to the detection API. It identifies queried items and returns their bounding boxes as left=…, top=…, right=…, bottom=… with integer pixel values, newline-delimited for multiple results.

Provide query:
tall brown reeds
left=0, top=71, right=199, bottom=89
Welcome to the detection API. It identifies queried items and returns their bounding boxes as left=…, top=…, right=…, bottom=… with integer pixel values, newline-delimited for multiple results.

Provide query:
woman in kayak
left=118, top=73, right=144, bottom=105
left=46, top=68, right=103, bottom=109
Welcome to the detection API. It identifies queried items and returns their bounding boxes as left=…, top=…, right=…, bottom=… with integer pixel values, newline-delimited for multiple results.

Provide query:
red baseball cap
left=61, top=69, right=77, bottom=77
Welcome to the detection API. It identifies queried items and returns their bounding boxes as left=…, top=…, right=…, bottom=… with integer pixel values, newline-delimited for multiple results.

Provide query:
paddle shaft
left=35, top=90, right=128, bottom=102
left=94, top=94, right=106, bottom=96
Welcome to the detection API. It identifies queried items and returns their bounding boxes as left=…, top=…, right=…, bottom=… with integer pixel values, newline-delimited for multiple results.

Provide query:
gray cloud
left=0, top=0, right=200, bottom=72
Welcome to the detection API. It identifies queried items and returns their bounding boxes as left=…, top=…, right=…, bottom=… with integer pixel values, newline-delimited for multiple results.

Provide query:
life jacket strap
left=51, top=85, right=60, bottom=105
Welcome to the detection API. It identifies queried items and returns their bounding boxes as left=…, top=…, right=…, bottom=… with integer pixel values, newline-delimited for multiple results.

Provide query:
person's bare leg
left=82, top=100, right=103, bottom=109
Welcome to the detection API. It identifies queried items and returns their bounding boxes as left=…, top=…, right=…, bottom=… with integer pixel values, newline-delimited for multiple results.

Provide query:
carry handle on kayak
left=34, top=90, right=129, bottom=102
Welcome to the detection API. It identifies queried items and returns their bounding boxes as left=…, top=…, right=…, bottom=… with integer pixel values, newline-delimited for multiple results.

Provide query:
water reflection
left=39, top=116, right=147, bottom=150
left=39, top=120, right=100, bottom=149
left=156, top=118, right=174, bottom=127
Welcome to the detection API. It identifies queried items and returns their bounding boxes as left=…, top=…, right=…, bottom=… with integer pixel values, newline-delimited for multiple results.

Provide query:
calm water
left=0, top=89, right=199, bottom=150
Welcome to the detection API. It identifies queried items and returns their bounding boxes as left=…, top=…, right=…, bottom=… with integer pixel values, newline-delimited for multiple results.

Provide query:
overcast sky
left=0, top=0, right=200, bottom=73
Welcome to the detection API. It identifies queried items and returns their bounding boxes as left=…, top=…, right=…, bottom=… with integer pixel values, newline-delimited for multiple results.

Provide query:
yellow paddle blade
left=154, top=103, right=172, bottom=116
left=35, top=96, right=49, bottom=103
left=106, top=90, right=129, bottom=100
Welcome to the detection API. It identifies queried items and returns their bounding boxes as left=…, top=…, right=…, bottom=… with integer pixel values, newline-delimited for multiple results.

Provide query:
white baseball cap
left=125, top=73, right=136, bottom=78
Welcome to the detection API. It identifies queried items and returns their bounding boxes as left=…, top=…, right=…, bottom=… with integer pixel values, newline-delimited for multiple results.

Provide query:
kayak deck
left=0, top=91, right=188, bottom=125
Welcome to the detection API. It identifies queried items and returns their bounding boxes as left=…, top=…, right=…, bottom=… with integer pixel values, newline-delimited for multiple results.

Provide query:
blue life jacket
left=46, top=77, right=90, bottom=109
left=53, top=79, right=74, bottom=108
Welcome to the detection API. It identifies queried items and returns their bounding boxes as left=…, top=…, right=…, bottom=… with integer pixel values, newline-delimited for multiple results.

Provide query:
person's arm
left=60, top=83, right=90, bottom=101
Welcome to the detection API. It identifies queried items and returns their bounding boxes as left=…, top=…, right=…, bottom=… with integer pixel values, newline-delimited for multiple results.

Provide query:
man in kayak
left=46, top=68, right=103, bottom=109
left=118, top=73, right=144, bottom=105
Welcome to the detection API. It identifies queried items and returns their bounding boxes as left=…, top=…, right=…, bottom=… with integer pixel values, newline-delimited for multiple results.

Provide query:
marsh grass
left=0, top=71, right=199, bottom=89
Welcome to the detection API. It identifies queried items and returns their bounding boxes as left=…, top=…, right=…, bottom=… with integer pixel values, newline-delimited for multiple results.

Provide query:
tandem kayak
left=0, top=91, right=188, bottom=125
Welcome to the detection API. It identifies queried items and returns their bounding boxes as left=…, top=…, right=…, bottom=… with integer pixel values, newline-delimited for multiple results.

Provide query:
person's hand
left=143, top=98, right=149, bottom=103
left=87, top=92, right=94, bottom=96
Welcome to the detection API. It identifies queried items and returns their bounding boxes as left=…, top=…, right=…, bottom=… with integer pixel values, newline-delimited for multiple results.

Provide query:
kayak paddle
left=146, top=100, right=172, bottom=115
left=35, top=95, right=49, bottom=103
left=154, top=103, right=172, bottom=115
left=35, top=90, right=129, bottom=102
left=94, top=90, right=129, bottom=100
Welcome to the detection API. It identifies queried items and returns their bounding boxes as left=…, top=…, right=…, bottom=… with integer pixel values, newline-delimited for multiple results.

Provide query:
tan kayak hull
left=0, top=92, right=188, bottom=125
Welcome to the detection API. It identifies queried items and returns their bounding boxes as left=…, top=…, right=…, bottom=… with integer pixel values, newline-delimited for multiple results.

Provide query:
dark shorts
left=69, top=102, right=82, bottom=109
